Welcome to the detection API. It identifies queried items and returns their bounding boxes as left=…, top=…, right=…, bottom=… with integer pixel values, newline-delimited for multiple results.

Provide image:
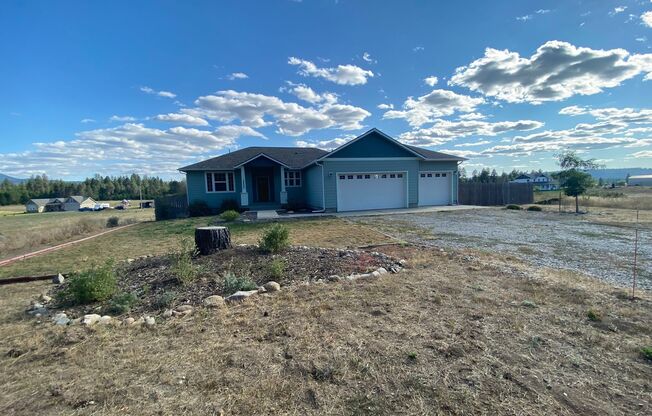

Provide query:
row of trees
left=460, top=168, right=545, bottom=184
left=0, top=174, right=186, bottom=206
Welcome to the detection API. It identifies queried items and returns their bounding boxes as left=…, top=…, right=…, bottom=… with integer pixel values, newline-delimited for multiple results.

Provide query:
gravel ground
left=352, top=208, right=652, bottom=290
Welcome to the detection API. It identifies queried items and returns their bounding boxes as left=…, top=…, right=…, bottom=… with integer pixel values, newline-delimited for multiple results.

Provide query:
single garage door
left=337, top=172, right=407, bottom=212
left=418, top=171, right=451, bottom=206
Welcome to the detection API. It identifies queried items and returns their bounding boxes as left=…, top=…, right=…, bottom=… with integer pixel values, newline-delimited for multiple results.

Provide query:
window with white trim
left=284, top=170, right=302, bottom=187
left=206, top=172, right=235, bottom=193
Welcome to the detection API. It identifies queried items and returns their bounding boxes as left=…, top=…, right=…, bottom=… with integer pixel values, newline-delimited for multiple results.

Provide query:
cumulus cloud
left=0, top=124, right=264, bottom=178
left=227, top=72, right=249, bottom=80
left=280, top=82, right=338, bottom=104
left=631, top=150, right=652, bottom=158
left=80, top=118, right=96, bottom=123
left=516, top=15, right=532, bottom=21
left=288, top=57, right=374, bottom=85
left=186, top=90, right=370, bottom=136
left=642, top=11, right=652, bottom=28
left=424, top=76, right=438, bottom=86
left=362, top=52, right=376, bottom=63
left=559, top=105, right=652, bottom=123
left=295, top=134, right=356, bottom=150
left=153, top=113, right=210, bottom=126
left=609, top=6, right=627, bottom=16
left=377, top=103, right=394, bottom=110
left=382, top=89, right=485, bottom=127
left=450, top=41, right=652, bottom=104
left=110, top=115, right=136, bottom=122
left=140, top=86, right=176, bottom=98
left=397, top=118, right=543, bottom=146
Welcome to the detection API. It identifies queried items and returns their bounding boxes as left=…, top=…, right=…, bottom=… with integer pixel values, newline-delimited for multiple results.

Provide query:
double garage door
left=336, top=172, right=407, bottom=212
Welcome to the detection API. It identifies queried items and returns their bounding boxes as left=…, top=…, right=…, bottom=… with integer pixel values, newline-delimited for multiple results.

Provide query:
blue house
left=179, top=128, right=466, bottom=212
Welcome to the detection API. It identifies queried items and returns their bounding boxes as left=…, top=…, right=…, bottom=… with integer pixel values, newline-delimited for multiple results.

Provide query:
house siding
left=326, top=131, right=416, bottom=158
left=186, top=170, right=242, bottom=209
left=304, top=164, right=324, bottom=209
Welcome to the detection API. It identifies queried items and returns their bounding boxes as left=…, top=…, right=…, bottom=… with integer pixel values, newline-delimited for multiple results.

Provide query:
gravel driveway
left=352, top=209, right=651, bottom=290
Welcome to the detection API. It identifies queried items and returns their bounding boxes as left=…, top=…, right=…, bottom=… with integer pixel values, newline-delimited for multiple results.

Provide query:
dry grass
left=0, top=217, right=394, bottom=278
left=0, top=209, right=154, bottom=259
left=536, top=186, right=652, bottom=212
left=1, top=244, right=651, bottom=415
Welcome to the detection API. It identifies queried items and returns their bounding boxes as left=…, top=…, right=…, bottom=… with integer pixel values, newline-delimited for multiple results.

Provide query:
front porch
left=236, top=154, right=298, bottom=209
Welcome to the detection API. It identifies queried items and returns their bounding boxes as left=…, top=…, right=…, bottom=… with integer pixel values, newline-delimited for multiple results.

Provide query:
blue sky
left=1, top=0, right=652, bottom=180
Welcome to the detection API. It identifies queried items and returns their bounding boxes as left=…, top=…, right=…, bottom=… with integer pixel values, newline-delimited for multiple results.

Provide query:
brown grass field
left=0, top=218, right=651, bottom=415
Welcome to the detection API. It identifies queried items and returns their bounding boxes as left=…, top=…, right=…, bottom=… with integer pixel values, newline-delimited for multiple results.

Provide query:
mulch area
left=49, top=245, right=402, bottom=317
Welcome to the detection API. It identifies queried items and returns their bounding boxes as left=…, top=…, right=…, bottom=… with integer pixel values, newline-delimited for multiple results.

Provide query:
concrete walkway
left=256, top=210, right=280, bottom=219
left=265, top=205, right=486, bottom=220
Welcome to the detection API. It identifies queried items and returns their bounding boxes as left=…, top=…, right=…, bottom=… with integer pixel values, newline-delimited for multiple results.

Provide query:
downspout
left=311, top=162, right=326, bottom=213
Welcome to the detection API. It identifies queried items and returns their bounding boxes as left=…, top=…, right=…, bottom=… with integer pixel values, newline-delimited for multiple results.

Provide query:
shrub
left=59, top=260, right=117, bottom=305
left=527, top=206, right=542, bottom=212
left=640, top=347, right=652, bottom=361
left=521, top=300, right=537, bottom=308
left=223, top=272, right=257, bottom=295
left=188, top=201, right=213, bottom=217
left=506, top=204, right=522, bottom=210
left=153, top=290, right=177, bottom=309
left=108, top=292, right=138, bottom=314
left=259, top=223, right=290, bottom=253
left=268, top=258, right=286, bottom=279
left=106, top=216, right=120, bottom=227
left=172, top=238, right=198, bottom=285
left=586, top=309, right=602, bottom=322
left=220, top=209, right=240, bottom=222
left=219, top=199, right=241, bottom=213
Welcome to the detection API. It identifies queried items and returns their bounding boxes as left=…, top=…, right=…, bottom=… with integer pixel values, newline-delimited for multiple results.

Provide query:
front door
left=255, top=176, right=270, bottom=202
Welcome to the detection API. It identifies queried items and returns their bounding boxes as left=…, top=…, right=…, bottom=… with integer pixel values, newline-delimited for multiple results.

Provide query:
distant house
left=63, top=196, right=96, bottom=211
left=25, top=198, right=65, bottom=213
left=628, top=175, right=652, bottom=186
left=510, top=173, right=558, bottom=191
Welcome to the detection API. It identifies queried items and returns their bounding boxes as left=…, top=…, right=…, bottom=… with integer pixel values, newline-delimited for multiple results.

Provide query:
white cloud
left=413, top=46, right=424, bottom=52
left=536, top=9, right=551, bottom=14
left=288, top=57, right=374, bottom=85
left=631, top=150, right=652, bottom=158
left=454, top=140, right=491, bottom=147
left=377, top=103, right=394, bottom=110
left=382, top=89, right=485, bottom=127
left=187, top=90, right=370, bottom=136
left=110, top=115, right=136, bottom=122
left=140, top=86, right=177, bottom=98
left=424, top=76, right=439, bottom=86
left=80, top=118, right=96, bottom=123
left=559, top=105, right=652, bottom=124
left=450, top=41, right=652, bottom=104
left=153, top=113, right=210, bottom=126
left=516, top=15, right=532, bottom=21
left=362, top=52, right=376, bottom=63
left=643, top=11, right=652, bottom=28
left=458, top=112, right=486, bottom=120
left=227, top=72, right=249, bottom=80
left=280, top=82, right=338, bottom=104
left=295, top=134, right=356, bottom=150
left=610, top=6, right=627, bottom=16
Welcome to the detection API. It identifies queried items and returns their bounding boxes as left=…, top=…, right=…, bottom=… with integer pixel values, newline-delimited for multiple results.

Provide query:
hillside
left=588, top=168, right=652, bottom=181
left=0, top=173, right=25, bottom=184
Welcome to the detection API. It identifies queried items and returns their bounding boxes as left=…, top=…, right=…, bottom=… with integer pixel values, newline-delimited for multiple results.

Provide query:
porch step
left=256, top=210, right=280, bottom=219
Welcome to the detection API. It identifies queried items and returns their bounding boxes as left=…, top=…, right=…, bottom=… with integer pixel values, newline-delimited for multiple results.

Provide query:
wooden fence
left=155, top=194, right=188, bottom=220
left=458, top=183, right=534, bottom=206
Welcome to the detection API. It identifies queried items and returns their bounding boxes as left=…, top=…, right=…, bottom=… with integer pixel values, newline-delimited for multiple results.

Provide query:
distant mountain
left=0, top=173, right=25, bottom=184
left=587, top=168, right=652, bottom=181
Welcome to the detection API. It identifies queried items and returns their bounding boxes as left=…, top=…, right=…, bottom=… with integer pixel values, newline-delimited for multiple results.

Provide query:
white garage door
left=337, top=172, right=407, bottom=212
left=418, top=171, right=451, bottom=206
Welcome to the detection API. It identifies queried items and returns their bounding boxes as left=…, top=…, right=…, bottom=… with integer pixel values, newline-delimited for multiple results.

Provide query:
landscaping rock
left=124, top=317, right=135, bottom=325
left=162, top=309, right=174, bottom=318
left=263, top=281, right=281, bottom=292
left=52, top=313, right=70, bottom=326
left=327, top=275, right=341, bottom=282
left=174, top=305, right=194, bottom=315
left=82, top=314, right=102, bottom=326
left=389, top=265, right=401, bottom=274
left=39, top=294, right=52, bottom=303
left=225, top=290, right=258, bottom=303
left=99, top=316, right=113, bottom=325
left=203, top=295, right=226, bottom=308
left=52, top=273, right=65, bottom=284
left=376, top=267, right=388, bottom=275
left=144, top=316, right=156, bottom=326
left=27, top=302, right=48, bottom=316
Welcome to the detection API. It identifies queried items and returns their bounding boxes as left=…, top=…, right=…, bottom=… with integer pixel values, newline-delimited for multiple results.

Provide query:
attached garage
left=336, top=172, right=407, bottom=212
left=418, top=171, right=452, bottom=206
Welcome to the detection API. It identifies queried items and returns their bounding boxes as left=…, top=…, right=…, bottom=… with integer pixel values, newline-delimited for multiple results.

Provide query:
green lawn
left=0, top=217, right=392, bottom=278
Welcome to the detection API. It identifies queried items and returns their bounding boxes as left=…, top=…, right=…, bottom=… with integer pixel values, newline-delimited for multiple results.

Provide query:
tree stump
left=194, top=226, right=231, bottom=255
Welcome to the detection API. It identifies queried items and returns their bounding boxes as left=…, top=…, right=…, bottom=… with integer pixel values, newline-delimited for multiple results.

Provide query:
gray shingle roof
left=179, top=147, right=329, bottom=171
left=405, top=145, right=467, bottom=161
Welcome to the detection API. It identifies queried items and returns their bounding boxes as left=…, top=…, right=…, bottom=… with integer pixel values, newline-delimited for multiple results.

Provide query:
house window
left=397, top=173, right=403, bottom=178
left=356, top=174, right=363, bottom=179
left=339, top=175, right=345, bottom=180
left=206, top=172, right=234, bottom=193
left=442, top=173, right=447, bottom=177
left=390, top=174, right=396, bottom=178
left=381, top=174, right=387, bottom=178
left=364, top=174, right=371, bottom=179
left=284, top=170, right=302, bottom=187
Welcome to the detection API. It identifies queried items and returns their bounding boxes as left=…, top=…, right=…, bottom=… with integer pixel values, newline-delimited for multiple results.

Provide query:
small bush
left=223, top=272, right=257, bottom=295
left=219, top=199, right=240, bottom=213
left=506, top=204, right=522, bottom=210
left=108, top=292, right=137, bottom=314
left=153, top=290, right=177, bottom=309
left=268, top=258, right=286, bottom=279
left=220, top=209, right=240, bottom=222
left=59, top=260, right=117, bottom=305
left=172, top=238, right=199, bottom=285
left=188, top=201, right=213, bottom=217
left=527, top=206, right=542, bottom=212
left=521, top=300, right=537, bottom=308
left=640, top=347, right=652, bottom=361
left=407, top=352, right=417, bottom=361
left=106, top=216, right=120, bottom=227
left=259, top=223, right=290, bottom=253
left=586, top=309, right=602, bottom=322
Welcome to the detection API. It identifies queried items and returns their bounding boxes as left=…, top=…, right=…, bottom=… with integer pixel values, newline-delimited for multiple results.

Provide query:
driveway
left=351, top=208, right=651, bottom=290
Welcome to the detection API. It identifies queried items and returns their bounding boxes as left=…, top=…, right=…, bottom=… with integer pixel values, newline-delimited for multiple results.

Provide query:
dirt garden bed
left=46, top=245, right=402, bottom=318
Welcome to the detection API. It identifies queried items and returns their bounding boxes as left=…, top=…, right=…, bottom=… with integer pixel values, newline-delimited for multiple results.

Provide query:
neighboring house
left=179, top=128, right=466, bottom=212
left=510, top=173, right=558, bottom=191
left=25, top=198, right=66, bottom=213
left=628, top=175, right=652, bottom=186
left=63, top=196, right=96, bottom=211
